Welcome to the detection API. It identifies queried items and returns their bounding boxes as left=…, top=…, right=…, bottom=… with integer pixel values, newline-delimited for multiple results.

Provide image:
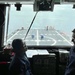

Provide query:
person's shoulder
left=70, top=46, right=75, bottom=50
left=73, top=46, right=75, bottom=52
left=70, top=46, right=75, bottom=52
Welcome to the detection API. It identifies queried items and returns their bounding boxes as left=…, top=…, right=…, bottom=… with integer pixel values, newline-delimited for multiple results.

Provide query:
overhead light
left=15, top=3, right=22, bottom=11
left=73, top=4, right=75, bottom=8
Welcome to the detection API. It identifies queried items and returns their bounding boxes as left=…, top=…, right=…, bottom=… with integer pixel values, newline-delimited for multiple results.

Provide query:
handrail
left=1, top=45, right=71, bottom=51
left=27, top=45, right=72, bottom=50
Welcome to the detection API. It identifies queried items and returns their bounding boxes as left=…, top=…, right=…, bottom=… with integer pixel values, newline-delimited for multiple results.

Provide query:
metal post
left=0, top=4, right=6, bottom=51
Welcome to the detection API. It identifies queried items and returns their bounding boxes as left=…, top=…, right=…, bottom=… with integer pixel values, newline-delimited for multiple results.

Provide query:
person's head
left=72, top=29, right=75, bottom=45
left=12, top=39, right=27, bottom=54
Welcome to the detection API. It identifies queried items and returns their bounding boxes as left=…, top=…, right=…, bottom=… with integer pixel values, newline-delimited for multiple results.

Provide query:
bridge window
left=4, top=4, right=75, bottom=46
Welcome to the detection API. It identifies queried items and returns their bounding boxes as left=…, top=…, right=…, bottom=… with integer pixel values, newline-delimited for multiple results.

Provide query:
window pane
left=4, top=4, right=75, bottom=46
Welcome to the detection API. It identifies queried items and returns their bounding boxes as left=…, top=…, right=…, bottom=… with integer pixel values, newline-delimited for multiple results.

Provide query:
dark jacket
left=65, top=46, right=75, bottom=75
left=9, top=53, right=32, bottom=75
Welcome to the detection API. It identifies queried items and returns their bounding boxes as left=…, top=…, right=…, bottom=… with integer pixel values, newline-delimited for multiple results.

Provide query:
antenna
left=24, top=11, right=38, bottom=40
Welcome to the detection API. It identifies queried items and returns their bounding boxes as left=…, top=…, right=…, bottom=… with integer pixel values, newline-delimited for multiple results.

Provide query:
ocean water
left=5, top=4, right=75, bottom=38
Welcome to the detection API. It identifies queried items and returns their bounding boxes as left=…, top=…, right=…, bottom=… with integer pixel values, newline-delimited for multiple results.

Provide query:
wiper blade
left=24, top=11, right=38, bottom=40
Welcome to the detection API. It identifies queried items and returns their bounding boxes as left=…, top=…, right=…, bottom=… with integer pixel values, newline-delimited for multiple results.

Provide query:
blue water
left=5, top=4, right=75, bottom=38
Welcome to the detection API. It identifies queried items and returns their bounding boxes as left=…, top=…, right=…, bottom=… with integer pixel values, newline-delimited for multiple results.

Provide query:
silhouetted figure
left=9, top=39, right=32, bottom=75
left=31, top=34, right=34, bottom=39
left=41, top=34, right=44, bottom=39
left=65, top=29, right=75, bottom=75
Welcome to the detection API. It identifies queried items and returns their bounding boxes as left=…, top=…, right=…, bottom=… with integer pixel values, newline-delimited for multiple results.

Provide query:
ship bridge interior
left=0, top=0, right=75, bottom=75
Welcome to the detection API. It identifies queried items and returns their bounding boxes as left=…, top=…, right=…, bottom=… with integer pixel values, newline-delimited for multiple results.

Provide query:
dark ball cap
left=72, top=29, right=75, bottom=33
left=12, top=39, right=24, bottom=51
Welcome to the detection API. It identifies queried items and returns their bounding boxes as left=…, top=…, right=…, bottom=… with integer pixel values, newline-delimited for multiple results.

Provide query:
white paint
left=36, top=30, right=40, bottom=45
left=56, top=31, right=73, bottom=46
left=46, top=37, right=57, bottom=45
left=7, top=30, right=20, bottom=42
